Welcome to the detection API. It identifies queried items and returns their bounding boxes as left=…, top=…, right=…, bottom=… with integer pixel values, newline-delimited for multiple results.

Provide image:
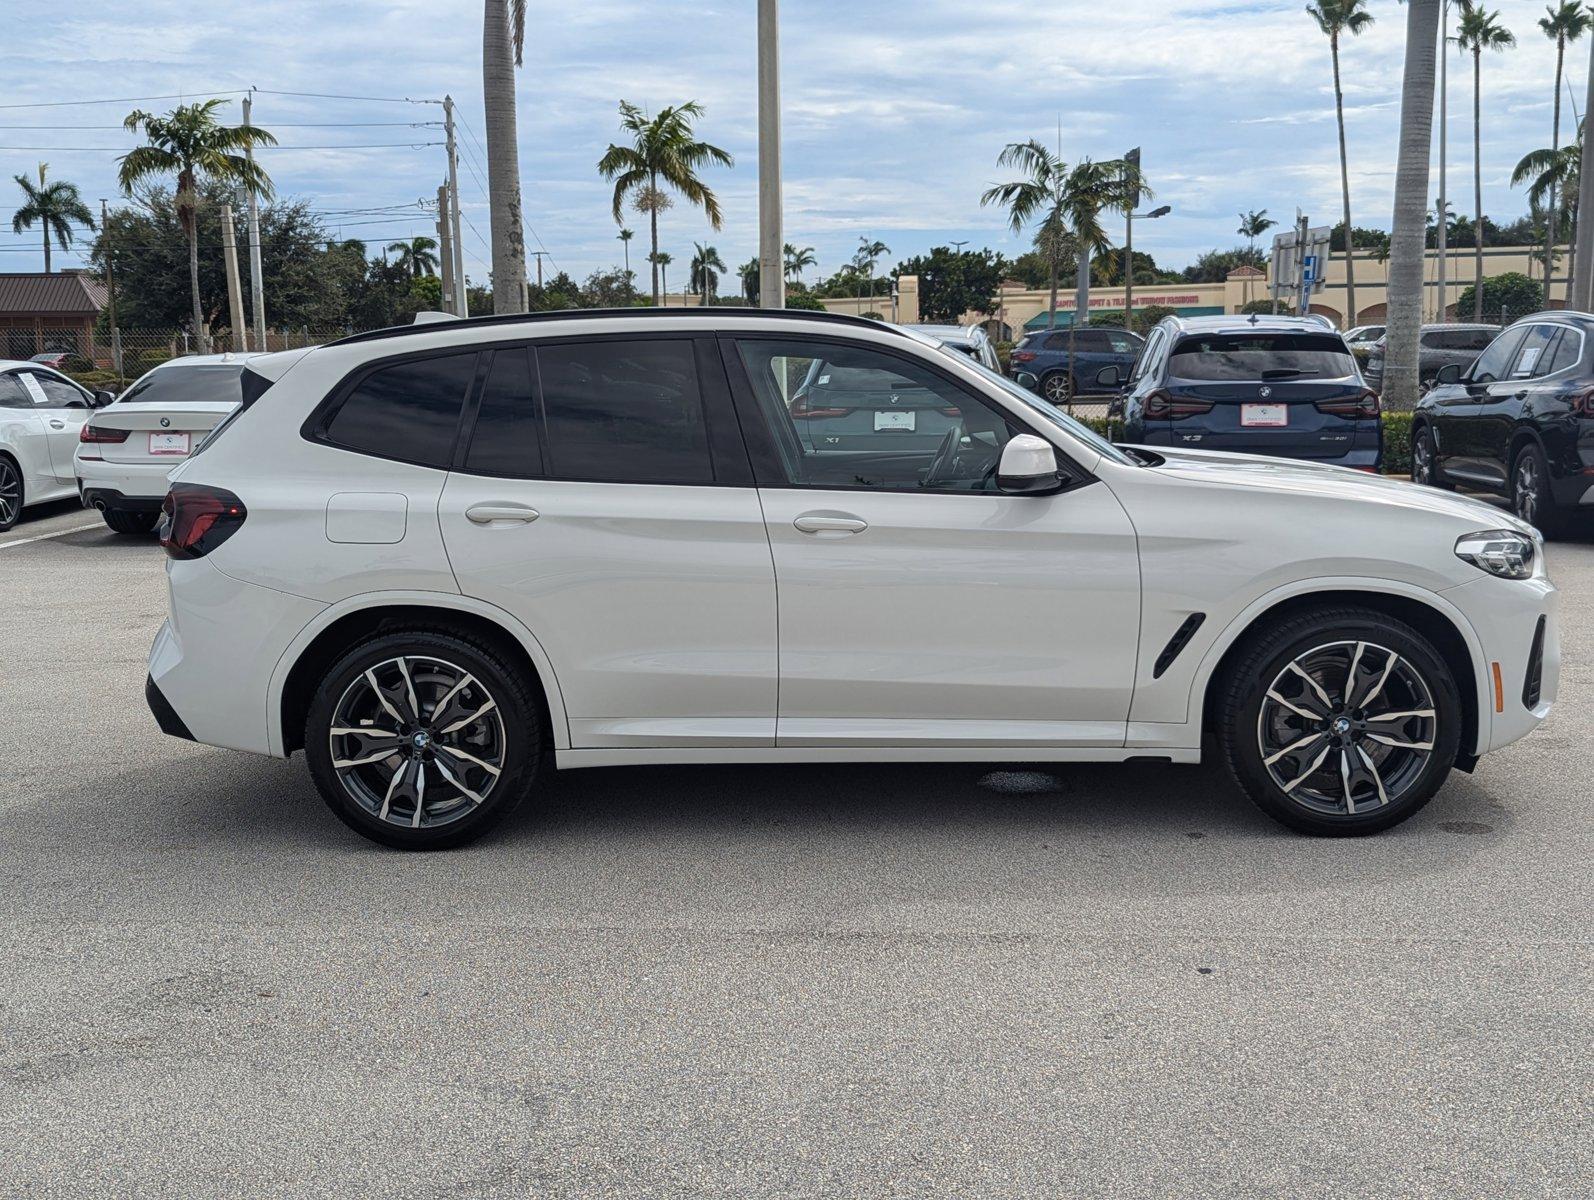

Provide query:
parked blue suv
left=1009, top=325, right=1144, bottom=403
left=1101, top=314, right=1383, bottom=470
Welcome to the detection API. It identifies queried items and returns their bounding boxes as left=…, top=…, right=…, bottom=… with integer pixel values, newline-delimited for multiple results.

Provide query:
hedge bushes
left=1080, top=411, right=1415, bottom=476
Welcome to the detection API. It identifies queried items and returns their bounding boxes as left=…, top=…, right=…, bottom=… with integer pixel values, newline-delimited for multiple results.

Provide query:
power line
left=0, top=121, right=443, bottom=130
left=0, top=142, right=444, bottom=151
left=0, top=90, right=249, bottom=109
left=251, top=89, right=440, bottom=105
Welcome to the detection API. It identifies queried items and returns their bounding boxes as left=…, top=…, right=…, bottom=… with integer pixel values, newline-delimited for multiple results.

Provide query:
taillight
left=1315, top=389, right=1381, bottom=419
left=160, top=483, right=247, bottom=560
left=1011, top=350, right=1037, bottom=363
left=1572, top=386, right=1594, bottom=416
left=80, top=424, right=130, bottom=444
left=1144, top=390, right=1215, bottom=420
left=789, top=390, right=849, bottom=420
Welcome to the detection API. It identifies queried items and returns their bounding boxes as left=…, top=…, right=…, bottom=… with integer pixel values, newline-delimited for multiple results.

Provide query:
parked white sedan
left=0, top=359, right=103, bottom=533
left=75, top=353, right=271, bottom=534
left=145, top=310, right=1558, bottom=850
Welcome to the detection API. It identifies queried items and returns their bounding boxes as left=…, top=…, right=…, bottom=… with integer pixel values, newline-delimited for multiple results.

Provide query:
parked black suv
left=1102, top=314, right=1382, bottom=469
left=1411, top=310, right=1593, bottom=536
left=1363, top=323, right=1500, bottom=393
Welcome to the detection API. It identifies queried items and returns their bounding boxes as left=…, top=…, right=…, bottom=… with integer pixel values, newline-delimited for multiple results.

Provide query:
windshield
left=1168, top=333, right=1357, bottom=381
left=938, top=346, right=1137, bottom=467
left=118, top=363, right=247, bottom=405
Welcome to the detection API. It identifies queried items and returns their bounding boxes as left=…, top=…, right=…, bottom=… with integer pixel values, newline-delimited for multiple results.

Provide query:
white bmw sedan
left=144, top=310, right=1558, bottom=849
left=0, top=359, right=102, bottom=533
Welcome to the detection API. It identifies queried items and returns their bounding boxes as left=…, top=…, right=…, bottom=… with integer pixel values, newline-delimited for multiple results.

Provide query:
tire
left=1409, top=423, right=1450, bottom=490
left=1040, top=370, right=1074, bottom=405
left=101, top=507, right=159, bottom=536
left=0, top=455, right=21, bottom=533
left=1510, top=442, right=1566, bottom=538
left=303, top=628, right=542, bottom=850
left=1217, top=605, right=1462, bottom=836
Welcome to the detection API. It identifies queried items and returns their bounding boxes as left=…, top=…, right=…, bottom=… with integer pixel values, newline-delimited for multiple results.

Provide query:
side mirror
left=1433, top=363, right=1462, bottom=385
left=997, top=433, right=1065, bottom=495
left=92, top=389, right=117, bottom=408
left=1013, top=370, right=1039, bottom=392
left=1095, top=365, right=1122, bottom=389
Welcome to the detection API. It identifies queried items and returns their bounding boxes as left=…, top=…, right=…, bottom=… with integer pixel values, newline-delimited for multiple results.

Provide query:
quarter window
left=322, top=351, right=477, bottom=468
left=735, top=338, right=1017, bottom=492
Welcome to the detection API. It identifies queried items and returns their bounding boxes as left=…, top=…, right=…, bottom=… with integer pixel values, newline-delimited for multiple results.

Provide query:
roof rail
left=326, top=305, right=896, bottom=348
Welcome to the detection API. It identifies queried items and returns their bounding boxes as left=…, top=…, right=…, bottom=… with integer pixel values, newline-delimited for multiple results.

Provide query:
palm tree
left=651, top=251, right=673, bottom=303
left=739, top=257, right=760, bottom=304
left=852, top=237, right=890, bottom=301
left=690, top=242, right=725, bottom=306
left=1385, top=0, right=1442, bottom=412
left=981, top=140, right=1072, bottom=328
left=11, top=164, right=95, bottom=274
left=617, top=227, right=635, bottom=281
left=598, top=101, right=733, bottom=305
left=1455, top=0, right=1516, bottom=320
left=1237, top=209, right=1277, bottom=257
left=783, top=243, right=816, bottom=283
left=1307, top=0, right=1375, bottom=327
left=1537, top=2, right=1592, bottom=297
left=118, top=100, right=274, bottom=352
left=1514, top=128, right=1581, bottom=293
left=386, top=236, right=439, bottom=278
left=1060, top=158, right=1142, bottom=353
left=482, top=0, right=527, bottom=314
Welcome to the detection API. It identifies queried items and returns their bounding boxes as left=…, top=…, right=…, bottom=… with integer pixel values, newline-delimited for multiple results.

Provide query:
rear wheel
left=304, top=629, right=542, bottom=849
left=1218, top=606, right=1461, bottom=836
left=1040, top=370, right=1074, bottom=405
left=1511, top=442, right=1566, bottom=538
left=0, top=457, right=20, bottom=532
left=1409, top=424, right=1450, bottom=490
left=101, top=508, right=159, bottom=535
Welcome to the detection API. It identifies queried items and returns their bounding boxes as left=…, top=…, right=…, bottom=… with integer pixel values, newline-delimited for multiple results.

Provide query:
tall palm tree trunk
left=1472, top=47, right=1485, bottom=321
left=1331, top=32, right=1358, bottom=326
left=41, top=225, right=51, bottom=274
left=649, top=172, right=661, bottom=304
left=186, top=217, right=208, bottom=354
left=1386, top=0, right=1440, bottom=411
left=1068, top=242, right=1091, bottom=402
left=1547, top=39, right=1566, bottom=300
left=483, top=0, right=528, bottom=314
left=1047, top=257, right=1059, bottom=329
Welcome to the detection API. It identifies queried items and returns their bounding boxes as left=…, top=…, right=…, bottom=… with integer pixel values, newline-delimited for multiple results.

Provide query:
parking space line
left=0, top=522, right=104, bottom=550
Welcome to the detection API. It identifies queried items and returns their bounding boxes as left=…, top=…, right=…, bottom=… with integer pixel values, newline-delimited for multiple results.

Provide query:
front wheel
left=304, top=629, right=543, bottom=849
left=1218, top=606, right=1461, bottom=836
left=1511, top=443, right=1566, bottom=538
left=101, top=508, right=159, bottom=536
left=1409, top=424, right=1450, bottom=490
left=0, top=457, right=21, bottom=532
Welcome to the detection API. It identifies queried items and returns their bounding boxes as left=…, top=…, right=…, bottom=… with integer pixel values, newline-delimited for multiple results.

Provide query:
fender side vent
left=1522, top=616, right=1546, bottom=708
left=1153, top=613, right=1206, bottom=679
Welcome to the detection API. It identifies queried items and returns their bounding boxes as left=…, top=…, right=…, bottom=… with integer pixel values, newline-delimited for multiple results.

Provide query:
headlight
left=1455, top=529, right=1537, bottom=580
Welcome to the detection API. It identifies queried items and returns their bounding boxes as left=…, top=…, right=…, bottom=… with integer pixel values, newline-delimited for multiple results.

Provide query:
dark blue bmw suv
left=1102, top=314, right=1382, bottom=470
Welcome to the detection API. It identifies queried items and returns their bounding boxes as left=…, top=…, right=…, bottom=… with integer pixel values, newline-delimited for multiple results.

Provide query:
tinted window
left=538, top=339, right=713, bottom=484
left=1539, top=328, right=1583, bottom=376
left=28, top=372, right=87, bottom=408
left=736, top=338, right=1020, bottom=491
left=0, top=376, right=29, bottom=408
left=323, top=351, right=476, bottom=468
left=1042, top=332, right=1070, bottom=350
left=1511, top=326, right=1558, bottom=378
left=1104, top=331, right=1139, bottom=354
left=1420, top=331, right=1444, bottom=349
left=120, top=364, right=246, bottom=405
left=1468, top=327, right=1527, bottom=383
left=1168, top=333, right=1356, bottom=381
left=1464, top=328, right=1501, bottom=351
left=464, top=347, right=542, bottom=477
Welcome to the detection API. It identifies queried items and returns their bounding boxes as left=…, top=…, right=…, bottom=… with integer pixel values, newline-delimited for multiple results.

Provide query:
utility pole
left=221, top=204, right=247, bottom=352
left=1435, top=0, right=1448, bottom=322
left=1124, top=148, right=1140, bottom=327
left=100, top=199, right=122, bottom=383
left=1574, top=34, right=1594, bottom=312
left=443, top=96, right=468, bottom=317
left=1296, top=210, right=1311, bottom=317
left=243, top=90, right=267, bottom=347
left=757, top=0, right=784, bottom=309
left=531, top=250, right=548, bottom=289
left=436, top=184, right=455, bottom=311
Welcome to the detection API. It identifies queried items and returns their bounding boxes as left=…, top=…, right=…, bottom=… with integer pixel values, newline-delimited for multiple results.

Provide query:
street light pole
left=243, top=90, right=267, bottom=349
left=757, top=0, right=784, bottom=310
left=1123, top=148, right=1141, bottom=326
left=1436, top=0, right=1449, bottom=322
left=1574, top=33, right=1594, bottom=311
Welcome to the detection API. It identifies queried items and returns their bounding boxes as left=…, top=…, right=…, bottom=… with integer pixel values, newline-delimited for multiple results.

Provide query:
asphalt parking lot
left=2, top=496, right=1591, bottom=1198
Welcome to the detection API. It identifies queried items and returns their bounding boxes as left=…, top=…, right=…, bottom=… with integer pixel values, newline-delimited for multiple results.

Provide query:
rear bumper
left=74, top=453, right=177, bottom=501
left=81, top=486, right=163, bottom=514
left=145, top=675, right=194, bottom=741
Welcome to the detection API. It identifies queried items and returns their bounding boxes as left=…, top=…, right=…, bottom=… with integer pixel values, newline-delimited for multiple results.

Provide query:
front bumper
left=1444, top=572, right=1560, bottom=754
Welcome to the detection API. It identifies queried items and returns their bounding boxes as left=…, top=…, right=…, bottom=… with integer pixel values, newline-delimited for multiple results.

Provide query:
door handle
left=465, top=502, right=540, bottom=525
left=793, top=513, right=867, bottom=535
left=49, top=420, right=66, bottom=429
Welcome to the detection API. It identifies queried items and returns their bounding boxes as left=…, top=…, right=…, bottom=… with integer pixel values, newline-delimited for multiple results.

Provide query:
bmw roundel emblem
left=1259, top=386, right=1272, bottom=399
left=160, top=417, right=171, bottom=428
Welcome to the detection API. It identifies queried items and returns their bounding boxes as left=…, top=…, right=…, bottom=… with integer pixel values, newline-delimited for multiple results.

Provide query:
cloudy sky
left=0, top=0, right=1578, bottom=284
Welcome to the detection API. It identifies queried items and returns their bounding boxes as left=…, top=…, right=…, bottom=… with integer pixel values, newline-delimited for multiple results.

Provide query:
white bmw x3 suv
left=145, top=309, right=1558, bottom=849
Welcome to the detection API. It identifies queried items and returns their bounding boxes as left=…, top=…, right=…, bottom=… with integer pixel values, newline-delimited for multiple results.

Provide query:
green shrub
left=65, top=369, right=124, bottom=391
left=1381, top=410, right=1413, bottom=475
left=994, top=340, right=1014, bottom=372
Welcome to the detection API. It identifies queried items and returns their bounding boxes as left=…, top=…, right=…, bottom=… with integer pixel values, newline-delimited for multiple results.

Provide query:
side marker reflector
left=1491, top=662, right=1504, bottom=713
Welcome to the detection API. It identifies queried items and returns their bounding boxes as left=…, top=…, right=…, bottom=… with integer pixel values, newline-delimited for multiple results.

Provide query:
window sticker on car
left=18, top=374, right=47, bottom=405
left=1516, top=347, right=1542, bottom=376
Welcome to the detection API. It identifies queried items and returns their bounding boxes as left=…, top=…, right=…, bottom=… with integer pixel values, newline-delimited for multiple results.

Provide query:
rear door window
left=1538, top=328, right=1583, bottom=376
left=463, top=347, right=541, bottom=477
left=1168, top=333, right=1357, bottom=381
left=0, top=376, right=31, bottom=408
left=321, top=350, right=477, bottom=468
left=1510, top=325, right=1558, bottom=379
